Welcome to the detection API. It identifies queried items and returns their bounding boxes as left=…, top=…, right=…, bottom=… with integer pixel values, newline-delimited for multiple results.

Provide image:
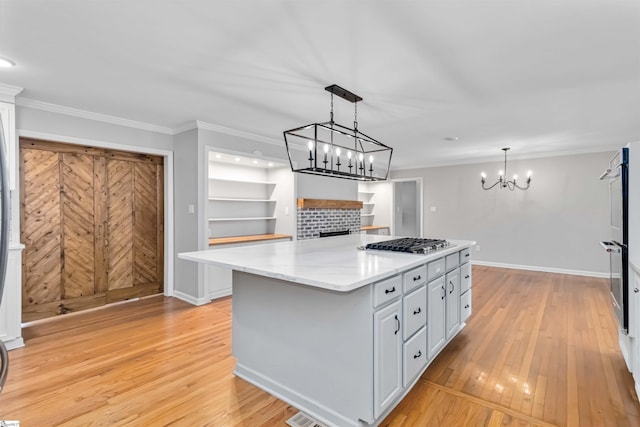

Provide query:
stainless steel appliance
left=364, top=237, right=451, bottom=254
left=600, top=147, right=629, bottom=333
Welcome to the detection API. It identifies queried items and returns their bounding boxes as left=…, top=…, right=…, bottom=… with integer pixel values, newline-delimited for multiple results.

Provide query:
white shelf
left=209, top=197, right=276, bottom=203
left=358, top=191, right=374, bottom=195
left=361, top=214, right=375, bottom=217
left=209, top=217, right=277, bottom=222
left=363, top=203, right=374, bottom=206
left=209, top=177, right=276, bottom=185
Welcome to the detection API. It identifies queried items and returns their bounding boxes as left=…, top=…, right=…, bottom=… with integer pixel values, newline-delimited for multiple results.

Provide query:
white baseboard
left=173, top=290, right=210, bottom=306
left=208, top=288, right=232, bottom=300
left=471, top=260, right=609, bottom=278
left=1, top=336, right=25, bottom=350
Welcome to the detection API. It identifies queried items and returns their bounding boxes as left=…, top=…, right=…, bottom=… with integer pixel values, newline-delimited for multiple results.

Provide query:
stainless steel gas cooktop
left=364, top=237, right=452, bottom=254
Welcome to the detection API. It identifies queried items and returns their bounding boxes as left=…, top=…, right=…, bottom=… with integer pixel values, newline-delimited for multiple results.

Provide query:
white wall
left=392, top=151, right=613, bottom=275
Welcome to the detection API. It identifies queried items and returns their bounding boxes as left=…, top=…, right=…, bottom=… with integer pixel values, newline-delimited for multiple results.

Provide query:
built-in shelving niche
left=205, top=151, right=295, bottom=300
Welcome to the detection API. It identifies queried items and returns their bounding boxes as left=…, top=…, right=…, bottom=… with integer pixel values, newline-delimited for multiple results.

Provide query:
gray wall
left=392, top=151, right=613, bottom=275
left=173, top=129, right=200, bottom=298
left=16, top=107, right=173, bottom=150
left=296, top=173, right=358, bottom=200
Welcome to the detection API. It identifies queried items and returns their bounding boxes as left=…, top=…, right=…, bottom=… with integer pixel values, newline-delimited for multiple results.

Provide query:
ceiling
left=0, top=0, right=638, bottom=169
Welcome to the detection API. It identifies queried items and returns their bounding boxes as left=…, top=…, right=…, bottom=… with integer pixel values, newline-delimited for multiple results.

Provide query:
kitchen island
left=179, top=234, right=475, bottom=427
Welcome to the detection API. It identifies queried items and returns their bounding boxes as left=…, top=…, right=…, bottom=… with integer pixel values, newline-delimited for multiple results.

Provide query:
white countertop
left=179, top=235, right=475, bottom=292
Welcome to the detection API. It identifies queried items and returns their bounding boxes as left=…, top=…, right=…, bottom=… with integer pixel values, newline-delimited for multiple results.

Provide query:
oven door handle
left=600, top=241, right=621, bottom=254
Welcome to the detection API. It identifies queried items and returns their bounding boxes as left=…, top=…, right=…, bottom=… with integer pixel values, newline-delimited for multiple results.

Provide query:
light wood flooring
left=0, top=266, right=638, bottom=426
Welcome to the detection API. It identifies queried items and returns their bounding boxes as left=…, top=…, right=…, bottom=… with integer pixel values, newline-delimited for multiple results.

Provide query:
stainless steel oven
left=600, top=147, right=629, bottom=333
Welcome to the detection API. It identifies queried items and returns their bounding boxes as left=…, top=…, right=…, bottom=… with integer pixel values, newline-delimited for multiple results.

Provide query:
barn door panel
left=61, top=152, right=96, bottom=299
left=21, top=148, right=62, bottom=310
left=106, top=159, right=134, bottom=291
left=20, top=139, right=164, bottom=322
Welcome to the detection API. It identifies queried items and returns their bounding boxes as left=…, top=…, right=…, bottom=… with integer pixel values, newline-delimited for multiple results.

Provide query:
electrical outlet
left=476, top=245, right=481, bottom=251
left=188, top=204, right=195, bottom=214
left=430, top=206, right=437, bottom=212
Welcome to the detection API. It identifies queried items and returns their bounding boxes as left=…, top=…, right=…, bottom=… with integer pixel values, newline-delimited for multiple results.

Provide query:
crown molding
left=191, top=120, right=282, bottom=146
left=16, top=97, right=174, bottom=134
left=0, top=82, right=24, bottom=103
left=392, top=144, right=619, bottom=171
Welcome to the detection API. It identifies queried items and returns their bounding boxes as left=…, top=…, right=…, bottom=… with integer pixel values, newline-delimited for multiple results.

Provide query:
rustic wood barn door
left=20, top=139, right=164, bottom=322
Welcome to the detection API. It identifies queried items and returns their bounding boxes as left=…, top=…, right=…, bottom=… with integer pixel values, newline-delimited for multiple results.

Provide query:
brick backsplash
left=297, top=208, right=361, bottom=240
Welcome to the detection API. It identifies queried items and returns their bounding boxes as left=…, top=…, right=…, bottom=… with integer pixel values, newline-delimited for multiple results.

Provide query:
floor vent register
left=286, top=412, right=329, bottom=427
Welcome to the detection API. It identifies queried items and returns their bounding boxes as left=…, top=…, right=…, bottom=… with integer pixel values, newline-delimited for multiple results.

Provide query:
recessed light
left=215, top=154, right=221, bottom=159
left=252, top=160, right=258, bottom=164
left=268, top=162, right=273, bottom=167
left=444, top=136, right=459, bottom=141
left=0, top=57, right=16, bottom=68
left=234, top=157, right=241, bottom=161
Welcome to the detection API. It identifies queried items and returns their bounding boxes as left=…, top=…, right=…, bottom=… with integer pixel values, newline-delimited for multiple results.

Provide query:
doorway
left=20, top=138, right=165, bottom=322
left=393, top=180, right=422, bottom=237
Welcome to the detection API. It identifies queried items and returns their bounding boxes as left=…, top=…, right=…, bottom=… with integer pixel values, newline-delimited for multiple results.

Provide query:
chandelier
left=481, top=147, right=532, bottom=191
left=283, top=84, right=393, bottom=181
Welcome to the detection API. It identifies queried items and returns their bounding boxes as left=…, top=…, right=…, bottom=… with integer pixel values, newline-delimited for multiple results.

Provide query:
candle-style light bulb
left=513, top=174, right=518, bottom=181
left=347, top=151, right=353, bottom=173
left=358, top=153, right=364, bottom=175
left=368, top=155, right=374, bottom=177
left=527, top=170, right=532, bottom=178
left=499, top=170, right=504, bottom=177
left=322, top=144, right=329, bottom=169
left=481, top=172, right=486, bottom=184
left=335, top=148, right=342, bottom=171
left=307, top=141, right=315, bottom=168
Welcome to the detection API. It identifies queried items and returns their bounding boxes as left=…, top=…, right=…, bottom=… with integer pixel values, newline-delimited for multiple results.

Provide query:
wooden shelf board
left=209, top=233, right=292, bottom=246
left=361, top=225, right=389, bottom=231
left=297, top=198, right=363, bottom=210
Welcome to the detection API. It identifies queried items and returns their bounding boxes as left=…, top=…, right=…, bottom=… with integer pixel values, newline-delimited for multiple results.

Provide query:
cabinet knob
left=635, top=288, right=639, bottom=293
left=465, top=304, right=470, bottom=309
left=465, top=253, right=470, bottom=257
left=413, top=275, right=421, bottom=281
left=385, top=287, right=396, bottom=294
left=465, top=275, right=470, bottom=279
left=413, top=307, right=422, bottom=315
left=413, top=350, right=422, bottom=359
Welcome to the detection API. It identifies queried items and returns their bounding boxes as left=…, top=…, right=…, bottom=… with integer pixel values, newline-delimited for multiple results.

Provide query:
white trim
left=16, top=129, right=175, bottom=299
left=208, top=288, right=232, bottom=300
left=471, top=260, right=609, bottom=278
left=193, top=120, right=282, bottom=146
left=16, top=98, right=174, bottom=135
left=392, top=144, right=619, bottom=171
left=1, top=336, right=24, bottom=350
left=173, top=290, right=211, bottom=306
left=0, top=82, right=23, bottom=103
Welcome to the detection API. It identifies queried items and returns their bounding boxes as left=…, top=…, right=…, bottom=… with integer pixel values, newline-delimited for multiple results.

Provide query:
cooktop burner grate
left=364, top=237, right=450, bottom=254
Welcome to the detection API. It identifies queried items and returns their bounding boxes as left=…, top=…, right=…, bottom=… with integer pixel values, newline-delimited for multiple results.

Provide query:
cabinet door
left=428, top=276, right=446, bottom=359
left=446, top=268, right=461, bottom=339
left=373, top=300, right=402, bottom=419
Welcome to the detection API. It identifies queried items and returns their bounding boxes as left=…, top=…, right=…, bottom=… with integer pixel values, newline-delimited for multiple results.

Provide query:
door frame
left=16, top=130, right=175, bottom=299
left=390, top=177, right=423, bottom=237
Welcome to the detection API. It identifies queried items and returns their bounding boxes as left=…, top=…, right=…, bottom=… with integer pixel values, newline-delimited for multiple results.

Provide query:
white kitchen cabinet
left=428, top=275, right=446, bottom=359
left=373, top=299, right=402, bottom=419
left=446, top=268, right=461, bottom=339
left=403, top=326, right=427, bottom=387
left=403, top=285, right=427, bottom=340
left=460, top=261, right=472, bottom=323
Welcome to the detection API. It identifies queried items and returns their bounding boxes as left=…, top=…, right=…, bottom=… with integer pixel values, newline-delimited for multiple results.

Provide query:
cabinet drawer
left=403, top=326, right=427, bottom=387
left=461, top=289, right=472, bottom=322
left=445, top=252, right=459, bottom=272
left=403, top=285, right=427, bottom=340
left=460, top=247, right=471, bottom=262
left=373, top=275, right=402, bottom=308
left=427, top=258, right=445, bottom=281
left=460, top=262, right=471, bottom=294
left=403, top=265, right=427, bottom=293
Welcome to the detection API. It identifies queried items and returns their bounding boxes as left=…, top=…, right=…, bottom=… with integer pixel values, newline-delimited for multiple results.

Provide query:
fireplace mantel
left=296, top=198, right=363, bottom=210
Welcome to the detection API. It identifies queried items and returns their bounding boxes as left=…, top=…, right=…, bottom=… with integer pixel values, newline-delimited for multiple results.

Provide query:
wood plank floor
left=0, top=266, right=638, bottom=426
